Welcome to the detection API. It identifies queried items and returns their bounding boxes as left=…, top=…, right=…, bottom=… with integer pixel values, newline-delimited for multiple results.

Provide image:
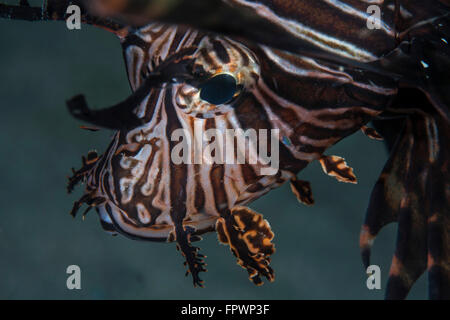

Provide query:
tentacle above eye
left=67, top=47, right=205, bottom=130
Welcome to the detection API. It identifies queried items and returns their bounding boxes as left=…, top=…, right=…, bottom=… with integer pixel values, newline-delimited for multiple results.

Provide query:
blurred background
left=0, top=0, right=427, bottom=299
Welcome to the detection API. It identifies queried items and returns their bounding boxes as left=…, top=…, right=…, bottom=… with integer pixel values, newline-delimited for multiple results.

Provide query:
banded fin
left=361, top=113, right=450, bottom=300
left=375, top=15, right=450, bottom=298
left=172, top=225, right=207, bottom=288
left=216, top=207, right=275, bottom=286
left=361, top=125, right=384, bottom=141
left=319, top=155, right=357, bottom=184
left=67, top=150, right=105, bottom=220
left=290, top=178, right=314, bottom=206
left=67, top=150, right=100, bottom=194
left=359, top=127, right=406, bottom=269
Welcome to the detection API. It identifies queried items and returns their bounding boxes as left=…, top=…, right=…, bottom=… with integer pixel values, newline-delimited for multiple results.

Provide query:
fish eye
left=199, top=73, right=238, bottom=105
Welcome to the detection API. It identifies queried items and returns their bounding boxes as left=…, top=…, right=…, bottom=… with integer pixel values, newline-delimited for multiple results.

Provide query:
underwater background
left=0, top=3, right=427, bottom=299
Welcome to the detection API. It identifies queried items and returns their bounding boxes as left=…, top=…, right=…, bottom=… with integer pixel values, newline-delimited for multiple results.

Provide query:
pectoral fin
left=361, top=125, right=384, bottom=141
left=290, top=178, right=314, bottom=206
left=216, top=207, right=275, bottom=286
left=319, top=155, right=357, bottom=184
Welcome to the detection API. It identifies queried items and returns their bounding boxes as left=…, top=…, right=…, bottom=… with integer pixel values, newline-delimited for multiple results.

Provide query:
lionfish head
left=68, top=21, right=395, bottom=287
left=68, top=24, right=282, bottom=240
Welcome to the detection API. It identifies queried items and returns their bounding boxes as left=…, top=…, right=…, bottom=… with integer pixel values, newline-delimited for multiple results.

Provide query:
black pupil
left=200, top=74, right=237, bottom=105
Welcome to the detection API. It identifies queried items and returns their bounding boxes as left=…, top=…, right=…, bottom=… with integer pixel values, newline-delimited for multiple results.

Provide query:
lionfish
left=1, top=0, right=449, bottom=299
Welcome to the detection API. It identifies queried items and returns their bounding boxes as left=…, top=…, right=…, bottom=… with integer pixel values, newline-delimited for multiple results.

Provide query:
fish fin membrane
left=361, top=110, right=450, bottom=299
left=319, top=155, right=357, bottom=184
left=290, top=177, right=314, bottom=206
left=172, top=225, right=207, bottom=288
left=216, top=207, right=275, bottom=286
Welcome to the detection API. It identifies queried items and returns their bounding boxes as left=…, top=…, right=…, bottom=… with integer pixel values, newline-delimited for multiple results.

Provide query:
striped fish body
left=68, top=21, right=398, bottom=287
left=67, top=1, right=450, bottom=295
left=1, top=0, right=448, bottom=297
